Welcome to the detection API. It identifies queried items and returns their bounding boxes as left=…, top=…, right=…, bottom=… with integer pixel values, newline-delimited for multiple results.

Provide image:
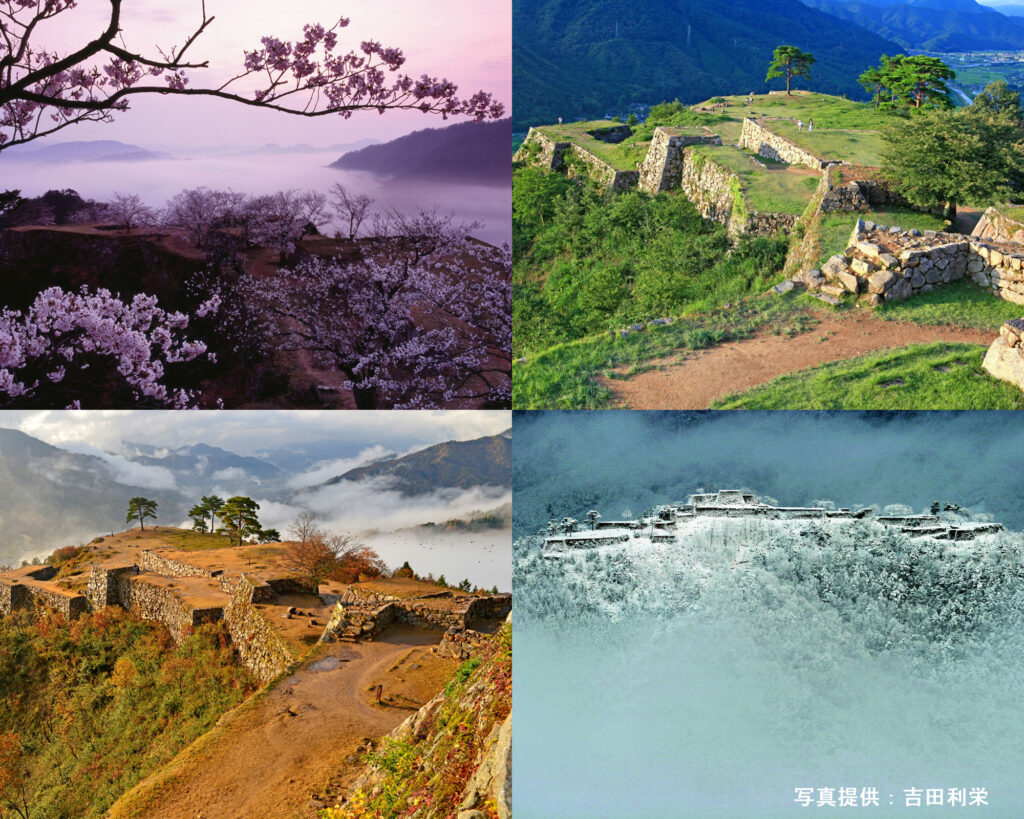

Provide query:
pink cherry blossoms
left=0, top=286, right=215, bottom=408
left=0, top=2, right=504, bottom=149
left=240, top=212, right=511, bottom=409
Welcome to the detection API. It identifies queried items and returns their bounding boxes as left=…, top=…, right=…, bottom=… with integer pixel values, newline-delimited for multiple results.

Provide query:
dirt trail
left=111, top=627, right=456, bottom=819
left=599, top=313, right=993, bottom=409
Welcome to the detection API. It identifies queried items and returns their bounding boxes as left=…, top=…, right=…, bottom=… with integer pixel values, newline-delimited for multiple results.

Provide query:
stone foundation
left=140, top=549, right=214, bottom=578
left=972, top=206, right=1024, bottom=244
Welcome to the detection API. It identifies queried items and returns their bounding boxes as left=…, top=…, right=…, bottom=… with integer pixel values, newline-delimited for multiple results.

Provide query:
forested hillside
left=513, top=0, right=903, bottom=128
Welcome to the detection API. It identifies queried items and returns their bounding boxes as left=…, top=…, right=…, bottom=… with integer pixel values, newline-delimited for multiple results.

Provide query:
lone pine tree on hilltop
left=766, top=45, right=815, bottom=96
left=126, top=497, right=158, bottom=531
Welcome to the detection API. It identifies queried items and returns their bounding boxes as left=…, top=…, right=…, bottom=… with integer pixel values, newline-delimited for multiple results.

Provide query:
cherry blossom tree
left=163, top=187, right=244, bottom=247
left=0, top=285, right=214, bottom=408
left=110, top=192, right=153, bottom=233
left=248, top=189, right=329, bottom=261
left=328, top=182, right=372, bottom=240
left=0, top=2, right=504, bottom=151
left=239, top=210, right=510, bottom=409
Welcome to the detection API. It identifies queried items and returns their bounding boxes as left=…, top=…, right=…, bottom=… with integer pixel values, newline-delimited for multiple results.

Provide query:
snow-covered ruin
left=542, top=490, right=1005, bottom=556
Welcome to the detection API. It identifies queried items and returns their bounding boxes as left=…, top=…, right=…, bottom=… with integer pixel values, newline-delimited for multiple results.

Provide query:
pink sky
left=31, top=0, right=511, bottom=148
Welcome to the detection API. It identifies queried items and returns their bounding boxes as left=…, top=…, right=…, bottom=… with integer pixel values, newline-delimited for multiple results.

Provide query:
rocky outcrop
left=740, top=118, right=837, bottom=170
left=638, top=127, right=722, bottom=194
left=972, top=206, right=1024, bottom=244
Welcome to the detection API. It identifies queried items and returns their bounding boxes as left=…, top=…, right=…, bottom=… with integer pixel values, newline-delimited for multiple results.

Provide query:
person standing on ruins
left=797, top=119, right=803, bottom=132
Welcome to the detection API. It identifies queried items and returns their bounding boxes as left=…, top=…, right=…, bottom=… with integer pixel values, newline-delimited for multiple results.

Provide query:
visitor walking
left=797, top=119, right=803, bottom=132
left=808, top=119, right=814, bottom=133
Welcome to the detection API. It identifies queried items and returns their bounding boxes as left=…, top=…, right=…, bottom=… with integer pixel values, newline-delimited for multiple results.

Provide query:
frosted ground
left=514, top=513, right=1024, bottom=818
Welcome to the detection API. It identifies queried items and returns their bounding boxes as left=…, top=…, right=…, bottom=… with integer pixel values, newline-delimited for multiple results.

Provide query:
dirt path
left=111, top=627, right=457, bottom=819
left=598, top=313, right=993, bottom=409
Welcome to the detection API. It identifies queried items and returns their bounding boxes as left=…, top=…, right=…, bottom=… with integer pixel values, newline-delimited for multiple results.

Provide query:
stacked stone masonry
left=638, top=127, right=722, bottom=194
left=139, top=549, right=214, bottom=578
left=739, top=118, right=837, bottom=170
left=224, top=576, right=294, bottom=682
left=321, top=591, right=512, bottom=644
left=680, top=151, right=798, bottom=237
left=972, top=207, right=1024, bottom=243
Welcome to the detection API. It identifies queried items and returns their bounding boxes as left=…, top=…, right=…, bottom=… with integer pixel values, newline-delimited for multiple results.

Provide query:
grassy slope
left=0, top=608, right=255, bottom=818
left=513, top=296, right=821, bottom=409
left=711, top=342, right=1024, bottom=409
left=536, top=121, right=650, bottom=171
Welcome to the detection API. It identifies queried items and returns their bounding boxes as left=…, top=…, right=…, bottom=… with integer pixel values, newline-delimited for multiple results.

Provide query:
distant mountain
left=319, top=431, right=512, bottom=496
left=0, top=430, right=188, bottom=561
left=123, top=442, right=285, bottom=489
left=329, top=120, right=512, bottom=184
left=801, top=0, right=1024, bottom=49
left=234, top=139, right=381, bottom=156
left=0, top=140, right=174, bottom=163
left=989, top=3, right=1024, bottom=15
left=512, top=0, right=904, bottom=129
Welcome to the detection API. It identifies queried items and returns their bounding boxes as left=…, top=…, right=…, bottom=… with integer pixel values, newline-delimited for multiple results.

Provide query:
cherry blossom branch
left=0, top=2, right=504, bottom=149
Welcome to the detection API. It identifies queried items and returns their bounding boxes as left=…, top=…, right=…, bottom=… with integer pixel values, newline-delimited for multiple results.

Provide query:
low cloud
left=58, top=442, right=177, bottom=491
left=212, top=466, right=248, bottom=483
left=286, top=444, right=394, bottom=491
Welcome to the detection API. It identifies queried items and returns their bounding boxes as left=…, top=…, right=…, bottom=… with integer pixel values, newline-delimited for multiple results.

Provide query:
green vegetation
left=514, top=296, right=820, bottom=409
left=881, top=100, right=1024, bottom=213
left=513, top=168, right=792, bottom=356
left=858, top=54, right=955, bottom=111
left=690, top=144, right=819, bottom=215
left=764, top=119, right=885, bottom=166
left=875, top=280, right=1024, bottom=330
left=126, top=497, right=157, bottom=531
left=712, top=343, right=1024, bottom=409
left=699, top=91, right=895, bottom=131
left=321, top=625, right=511, bottom=819
left=817, top=207, right=949, bottom=264
left=766, top=45, right=816, bottom=96
left=535, top=120, right=650, bottom=171
left=0, top=608, right=254, bottom=818
left=512, top=0, right=899, bottom=129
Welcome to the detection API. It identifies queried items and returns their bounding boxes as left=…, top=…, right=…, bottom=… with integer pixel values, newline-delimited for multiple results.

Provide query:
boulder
left=983, top=336, right=1024, bottom=389
left=772, top=280, right=796, bottom=294
left=837, top=270, right=861, bottom=293
left=850, top=258, right=874, bottom=276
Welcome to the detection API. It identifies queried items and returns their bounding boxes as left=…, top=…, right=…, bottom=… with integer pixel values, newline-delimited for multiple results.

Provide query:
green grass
left=690, top=145, right=819, bottom=215
left=818, top=208, right=950, bottom=265
left=535, top=120, right=649, bottom=170
left=875, top=279, right=1023, bottom=330
left=711, top=342, right=1024, bottom=409
left=765, top=120, right=885, bottom=167
left=698, top=92, right=895, bottom=130
left=513, top=296, right=820, bottom=409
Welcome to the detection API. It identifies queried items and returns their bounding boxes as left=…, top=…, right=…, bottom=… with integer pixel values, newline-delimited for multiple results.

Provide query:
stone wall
left=321, top=591, right=512, bottom=644
left=566, top=144, right=638, bottom=191
left=24, top=586, right=88, bottom=619
left=818, top=169, right=925, bottom=215
left=638, top=127, right=722, bottom=194
left=809, top=219, right=1024, bottom=306
left=679, top=150, right=797, bottom=237
left=224, top=576, right=294, bottom=682
left=436, top=626, right=492, bottom=660
left=120, top=575, right=222, bottom=637
left=972, top=206, right=1024, bottom=243
left=512, top=128, right=569, bottom=171
left=140, top=550, right=212, bottom=578
left=680, top=150, right=741, bottom=228
left=0, top=581, right=30, bottom=615
left=740, top=118, right=834, bottom=170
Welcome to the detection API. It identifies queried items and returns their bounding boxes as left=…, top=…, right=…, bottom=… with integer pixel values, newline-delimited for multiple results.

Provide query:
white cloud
left=57, top=441, right=178, bottom=490
left=286, top=444, right=394, bottom=490
left=212, top=466, right=247, bottom=482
